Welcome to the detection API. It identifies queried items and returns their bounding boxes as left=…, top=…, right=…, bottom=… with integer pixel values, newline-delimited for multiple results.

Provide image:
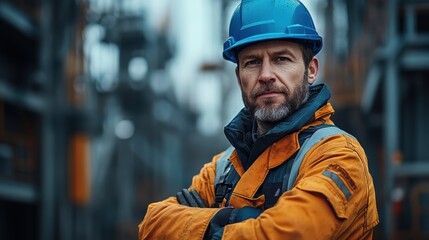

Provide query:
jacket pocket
left=229, top=193, right=265, bottom=209
left=295, top=175, right=350, bottom=219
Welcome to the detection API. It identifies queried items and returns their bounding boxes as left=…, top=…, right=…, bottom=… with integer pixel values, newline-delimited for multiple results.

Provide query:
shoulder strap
left=212, top=146, right=235, bottom=207
left=214, top=146, right=235, bottom=187
left=285, top=126, right=355, bottom=191
left=213, top=126, right=356, bottom=206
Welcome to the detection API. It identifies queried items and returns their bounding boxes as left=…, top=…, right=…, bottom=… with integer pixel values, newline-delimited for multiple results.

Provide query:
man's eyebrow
left=239, top=47, right=299, bottom=62
left=240, top=54, right=258, bottom=61
left=241, top=48, right=298, bottom=59
left=271, top=49, right=298, bottom=59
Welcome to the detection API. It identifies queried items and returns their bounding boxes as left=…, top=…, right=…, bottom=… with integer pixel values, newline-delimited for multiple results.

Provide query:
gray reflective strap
left=214, top=146, right=235, bottom=186
left=286, top=126, right=355, bottom=191
left=322, top=170, right=352, bottom=200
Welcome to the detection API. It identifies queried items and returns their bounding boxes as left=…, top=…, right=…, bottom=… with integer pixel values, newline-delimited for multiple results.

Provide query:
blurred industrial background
left=0, top=0, right=428, bottom=239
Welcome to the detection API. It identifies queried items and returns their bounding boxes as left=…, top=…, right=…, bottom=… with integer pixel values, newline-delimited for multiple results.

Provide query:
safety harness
left=212, top=124, right=354, bottom=208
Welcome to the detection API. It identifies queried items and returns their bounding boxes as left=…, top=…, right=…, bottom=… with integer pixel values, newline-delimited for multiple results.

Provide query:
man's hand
left=176, top=189, right=207, bottom=208
left=228, top=206, right=263, bottom=223
left=205, top=206, right=263, bottom=239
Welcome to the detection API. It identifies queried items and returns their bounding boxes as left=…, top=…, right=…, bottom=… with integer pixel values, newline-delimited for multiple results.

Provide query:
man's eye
left=275, top=56, right=291, bottom=62
left=244, top=59, right=260, bottom=66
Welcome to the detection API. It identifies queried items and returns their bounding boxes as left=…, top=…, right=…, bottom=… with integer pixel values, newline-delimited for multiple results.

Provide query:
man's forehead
left=238, top=40, right=301, bottom=57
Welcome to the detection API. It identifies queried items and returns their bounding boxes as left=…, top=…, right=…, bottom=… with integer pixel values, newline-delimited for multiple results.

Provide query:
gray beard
left=254, top=103, right=291, bottom=122
left=241, top=69, right=311, bottom=135
left=253, top=82, right=309, bottom=122
left=249, top=68, right=309, bottom=122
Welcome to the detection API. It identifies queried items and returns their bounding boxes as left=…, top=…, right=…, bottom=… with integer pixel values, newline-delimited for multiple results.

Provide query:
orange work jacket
left=139, top=103, right=379, bottom=239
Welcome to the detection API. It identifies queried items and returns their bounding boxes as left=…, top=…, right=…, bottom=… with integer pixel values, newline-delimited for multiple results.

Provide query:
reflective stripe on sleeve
left=322, top=170, right=352, bottom=200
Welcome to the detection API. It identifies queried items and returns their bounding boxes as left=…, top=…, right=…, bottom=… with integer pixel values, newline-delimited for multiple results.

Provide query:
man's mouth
left=252, top=83, right=288, bottom=101
left=257, top=91, right=282, bottom=98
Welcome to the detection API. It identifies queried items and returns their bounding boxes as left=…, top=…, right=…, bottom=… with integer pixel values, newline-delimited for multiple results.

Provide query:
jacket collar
left=224, top=83, right=333, bottom=169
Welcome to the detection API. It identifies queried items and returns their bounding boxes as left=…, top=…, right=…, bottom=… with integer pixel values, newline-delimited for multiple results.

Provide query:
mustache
left=251, top=83, right=288, bottom=98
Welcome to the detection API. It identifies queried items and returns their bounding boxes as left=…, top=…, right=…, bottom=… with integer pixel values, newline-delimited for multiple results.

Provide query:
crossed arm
left=139, top=138, right=376, bottom=240
left=138, top=157, right=262, bottom=239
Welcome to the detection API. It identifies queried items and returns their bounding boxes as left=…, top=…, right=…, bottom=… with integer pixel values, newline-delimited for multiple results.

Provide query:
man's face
left=235, top=40, right=317, bottom=123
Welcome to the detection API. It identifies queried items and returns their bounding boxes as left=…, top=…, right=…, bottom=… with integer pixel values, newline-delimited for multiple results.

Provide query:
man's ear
left=307, top=57, right=319, bottom=85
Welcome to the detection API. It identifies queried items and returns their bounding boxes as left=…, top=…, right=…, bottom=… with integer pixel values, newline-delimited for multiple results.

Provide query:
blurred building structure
left=0, top=0, right=231, bottom=239
left=0, top=0, right=428, bottom=240
left=322, top=0, right=429, bottom=239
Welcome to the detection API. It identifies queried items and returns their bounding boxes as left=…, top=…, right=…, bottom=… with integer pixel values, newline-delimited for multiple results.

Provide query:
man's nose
left=258, top=61, right=276, bottom=83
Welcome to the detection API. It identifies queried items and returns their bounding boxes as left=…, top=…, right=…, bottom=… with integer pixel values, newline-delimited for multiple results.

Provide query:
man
left=139, top=0, right=379, bottom=239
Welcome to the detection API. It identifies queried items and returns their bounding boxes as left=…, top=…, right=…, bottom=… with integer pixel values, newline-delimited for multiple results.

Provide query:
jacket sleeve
left=138, top=153, right=224, bottom=240
left=220, top=135, right=378, bottom=239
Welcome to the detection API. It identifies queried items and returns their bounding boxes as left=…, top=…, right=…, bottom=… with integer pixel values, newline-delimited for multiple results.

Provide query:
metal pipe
left=383, top=0, right=399, bottom=239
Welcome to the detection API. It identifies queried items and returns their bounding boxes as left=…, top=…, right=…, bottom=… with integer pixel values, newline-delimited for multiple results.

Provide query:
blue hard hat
left=223, top=0, right=323, bottom=63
